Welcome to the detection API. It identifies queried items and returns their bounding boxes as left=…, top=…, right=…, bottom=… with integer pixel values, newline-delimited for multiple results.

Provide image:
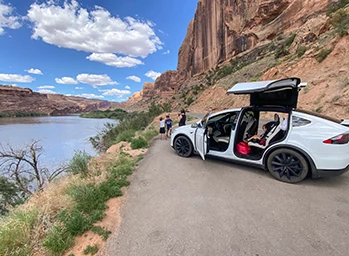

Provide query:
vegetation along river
left=0, top=115, right=117, bottom=171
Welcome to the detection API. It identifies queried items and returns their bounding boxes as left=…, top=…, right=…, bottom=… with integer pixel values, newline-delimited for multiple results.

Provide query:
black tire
left=267, top=148, right=308, bottom=183
left=174, top=136, right=193, bottom=157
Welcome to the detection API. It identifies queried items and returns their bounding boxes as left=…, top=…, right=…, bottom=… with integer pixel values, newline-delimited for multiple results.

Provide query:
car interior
left=206, top=112, right=238, bottom=152
left=234, top=109, right=289, bottom=160
left=204, top=108, right=289, bottom=159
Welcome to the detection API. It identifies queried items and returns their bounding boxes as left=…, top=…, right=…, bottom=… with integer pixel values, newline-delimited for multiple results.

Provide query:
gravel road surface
left=106, top=138, right=349, bottom=256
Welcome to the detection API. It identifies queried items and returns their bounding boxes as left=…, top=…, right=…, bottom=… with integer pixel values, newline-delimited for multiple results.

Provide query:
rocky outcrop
left=0, top=85, right=117, bottom=115
left=125, top=0, right=335, bottom=107
left=178, top=0, right=334, bottom=79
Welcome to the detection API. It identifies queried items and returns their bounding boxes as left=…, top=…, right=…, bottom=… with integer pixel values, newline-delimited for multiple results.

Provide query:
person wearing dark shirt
left=165, top=115, right=173, bottom=137
left=178, top=110, right=186, bottom=126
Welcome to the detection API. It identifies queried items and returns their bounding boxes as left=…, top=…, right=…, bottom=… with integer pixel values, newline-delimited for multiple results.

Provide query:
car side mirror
left=191, top=123, right=198, bottom=128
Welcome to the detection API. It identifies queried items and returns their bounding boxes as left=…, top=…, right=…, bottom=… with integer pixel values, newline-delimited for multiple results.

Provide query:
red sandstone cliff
left=0, top=85, right=118, bottom=115
left=125, top=0, right=335, bottom=106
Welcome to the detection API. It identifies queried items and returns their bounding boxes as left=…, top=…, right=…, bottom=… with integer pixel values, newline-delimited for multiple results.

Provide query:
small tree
left=0, top=177, right=23, bottom=215
left=0, top=140, right=66, bottom=198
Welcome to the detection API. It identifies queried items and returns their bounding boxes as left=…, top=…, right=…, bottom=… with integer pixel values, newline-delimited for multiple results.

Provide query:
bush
left=83, top=244, right=99, bottom=255
left=186, top=97, right=194, bottom=106
left=67, top=151, right=91, bottom=176
left=316, top=48, right=332, bottom=63
left=142, top=126, right=158, bottom=142
left=284, top=33, right=296, bottom=47
left=130, top=137, right=148, bottom=149
left=0, top=210, right=38, bottom=256
left=275, top=45, right=290, bottom=58
left=297, top=46, right=307, bottom=57
left=91, top=226, right=111, bottom=241
left=115, top=129, right=136, bottom=143
left=327, top=0, right=349, bottom=16
left=43, top=225, right=74, bottom=254
left=330, top=9, right=349, bottom=37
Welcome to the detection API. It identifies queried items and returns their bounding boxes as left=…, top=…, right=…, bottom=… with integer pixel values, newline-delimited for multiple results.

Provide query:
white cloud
left=163, top=50, right=170, bottom=55
left=0, top=2, right=21, bottom=35
left=76, top=93, right=104, bottom=99
left=37, top=89, right=56, bottom=94
left=26, top=68, right=43, bottom=75
left=75, top=86, right=83, bottom=90
left=27, top=1, right=163, bottom=58
left=125, top=85, right=131, bottom=89
left=87, top=53, right=143, bottom=68
left=100, top=88, right=131, bottom=97
left=37, top=85, right=55, bottom=89
left=145, top=70, right=161, bottom=80
left=0, top=73, right=34, bottom=83
left=126, top=75, right=141, bottom=83
left=55, top=76, right=78, bottom=84
left=76, top=73, right=117, bottom=87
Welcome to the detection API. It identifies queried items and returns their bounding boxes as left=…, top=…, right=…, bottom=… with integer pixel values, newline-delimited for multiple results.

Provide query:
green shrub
left=330, top=9, right=349, bottom=37
left=67, top=151, right=91, bottom=176
left=91, top=226, right=111, bottom=241
left=316, top=48, right=332, bottom=63
left=0, top=210, right=38, bottom=256
left=297, top=46, right=307, bottom=57
left=142, top=126, right=158, bottom=142
left=327, top=0, right=349, bottom=16
left=131, top=137, right=148, bottom=149
left=115, top=129, right=136, bottom=143
left=83, top=244, right=99, bottom=255
left=186, top=97, right=194, bottom=106
left=43, top=224, right=74, bottom=254
left=58, top=209, right=93, bottom=236
left=275, top=45, right=290, bottom=58
left=284, top=33, right=296, bottom=47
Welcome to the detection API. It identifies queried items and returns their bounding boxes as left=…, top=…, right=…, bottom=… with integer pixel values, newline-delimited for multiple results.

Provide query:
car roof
left=210, top=108, right=242, bottom=117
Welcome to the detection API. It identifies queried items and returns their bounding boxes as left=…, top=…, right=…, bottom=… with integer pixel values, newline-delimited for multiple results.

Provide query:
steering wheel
left=215, top=121, right=223, bottom=131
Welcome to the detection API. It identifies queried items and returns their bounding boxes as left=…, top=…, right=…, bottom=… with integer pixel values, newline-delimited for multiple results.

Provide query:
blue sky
left=0, top=0, right=198, bottom=101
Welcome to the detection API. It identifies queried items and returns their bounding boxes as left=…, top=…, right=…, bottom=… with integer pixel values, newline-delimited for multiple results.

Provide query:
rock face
left=0, top=85, right=117, bottom=115
left=178, top=0, right=333, bottom=79
left=125, top=0, right=335, bottom=107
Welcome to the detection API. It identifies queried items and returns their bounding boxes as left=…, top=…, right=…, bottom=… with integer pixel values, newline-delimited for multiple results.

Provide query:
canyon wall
left=0, top=85, right=116, bottom=115
left=127, top=0, right=335, bottom=105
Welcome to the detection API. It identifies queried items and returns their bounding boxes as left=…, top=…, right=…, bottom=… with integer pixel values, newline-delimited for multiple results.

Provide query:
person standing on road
left=178, top=110, right=186, bottom=127
left=165, top=115, right=173, bottom=137
left=159, top=117, right=166, bottom=140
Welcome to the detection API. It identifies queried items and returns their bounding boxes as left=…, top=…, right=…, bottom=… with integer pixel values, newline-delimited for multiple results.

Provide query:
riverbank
left=0, top=120, right=158, bottom=256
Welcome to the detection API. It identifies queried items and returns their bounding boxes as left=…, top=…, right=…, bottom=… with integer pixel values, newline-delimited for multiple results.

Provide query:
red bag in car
left=236, top=141, right=251, bottom=155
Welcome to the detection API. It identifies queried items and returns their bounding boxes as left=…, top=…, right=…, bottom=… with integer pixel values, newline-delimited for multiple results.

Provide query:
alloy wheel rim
left=176, top=138, right=190, bottom=156
left=271, top=152, right=303, bottom=180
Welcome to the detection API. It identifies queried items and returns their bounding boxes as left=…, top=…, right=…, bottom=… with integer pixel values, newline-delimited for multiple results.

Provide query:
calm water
left=0, top=116, right=117, bottom=170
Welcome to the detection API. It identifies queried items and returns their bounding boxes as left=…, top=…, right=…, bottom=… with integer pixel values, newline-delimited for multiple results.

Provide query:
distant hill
left=0, top=85, right=120, bottom=116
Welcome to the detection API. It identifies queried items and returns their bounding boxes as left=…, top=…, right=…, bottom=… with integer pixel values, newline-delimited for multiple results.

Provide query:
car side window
left=292, top=116, right=311, bottom=127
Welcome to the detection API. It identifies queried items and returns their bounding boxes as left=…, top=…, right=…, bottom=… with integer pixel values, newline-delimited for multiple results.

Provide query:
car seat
left=248, top=116, right=284, bottom=149
left=215, top=124, right=233, bottom=144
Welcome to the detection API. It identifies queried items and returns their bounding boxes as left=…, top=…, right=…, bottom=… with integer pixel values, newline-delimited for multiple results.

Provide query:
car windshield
left=200, top=113, right=210, bottom=127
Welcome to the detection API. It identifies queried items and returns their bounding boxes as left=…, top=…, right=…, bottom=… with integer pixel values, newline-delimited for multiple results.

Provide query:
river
left=0, top=115, right=117, bottom=171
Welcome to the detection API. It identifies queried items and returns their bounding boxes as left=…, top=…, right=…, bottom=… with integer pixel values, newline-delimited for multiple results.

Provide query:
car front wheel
left=174, top=135, right=193, bottom=157
left=267, top=148, right=308, bottom=183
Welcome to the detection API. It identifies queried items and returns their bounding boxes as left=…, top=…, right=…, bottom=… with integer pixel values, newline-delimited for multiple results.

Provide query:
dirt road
left=106, top=138, right=349, bottom=256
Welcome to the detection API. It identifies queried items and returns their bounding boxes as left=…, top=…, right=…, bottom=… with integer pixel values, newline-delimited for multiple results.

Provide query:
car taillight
left=323, top=133, right=349, bottom=144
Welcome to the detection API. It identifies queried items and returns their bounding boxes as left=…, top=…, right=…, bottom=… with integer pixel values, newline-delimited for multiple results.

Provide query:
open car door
left=195, top=125, right=208, bottom=160
left=227, top=77, right=305, bottom=110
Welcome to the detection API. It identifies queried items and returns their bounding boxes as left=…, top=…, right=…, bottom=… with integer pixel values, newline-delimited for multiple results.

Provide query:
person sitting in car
left=246, top=124, right=267, bottom=145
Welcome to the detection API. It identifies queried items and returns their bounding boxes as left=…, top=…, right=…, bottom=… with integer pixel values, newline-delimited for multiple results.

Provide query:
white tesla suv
left=171, top=78, right=349, bottom=183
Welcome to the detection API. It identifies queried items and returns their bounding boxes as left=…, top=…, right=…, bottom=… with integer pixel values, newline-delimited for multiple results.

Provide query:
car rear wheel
left=174, top=136, right=193, bottom=157
left=267, top=148, right=308, bottom=183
